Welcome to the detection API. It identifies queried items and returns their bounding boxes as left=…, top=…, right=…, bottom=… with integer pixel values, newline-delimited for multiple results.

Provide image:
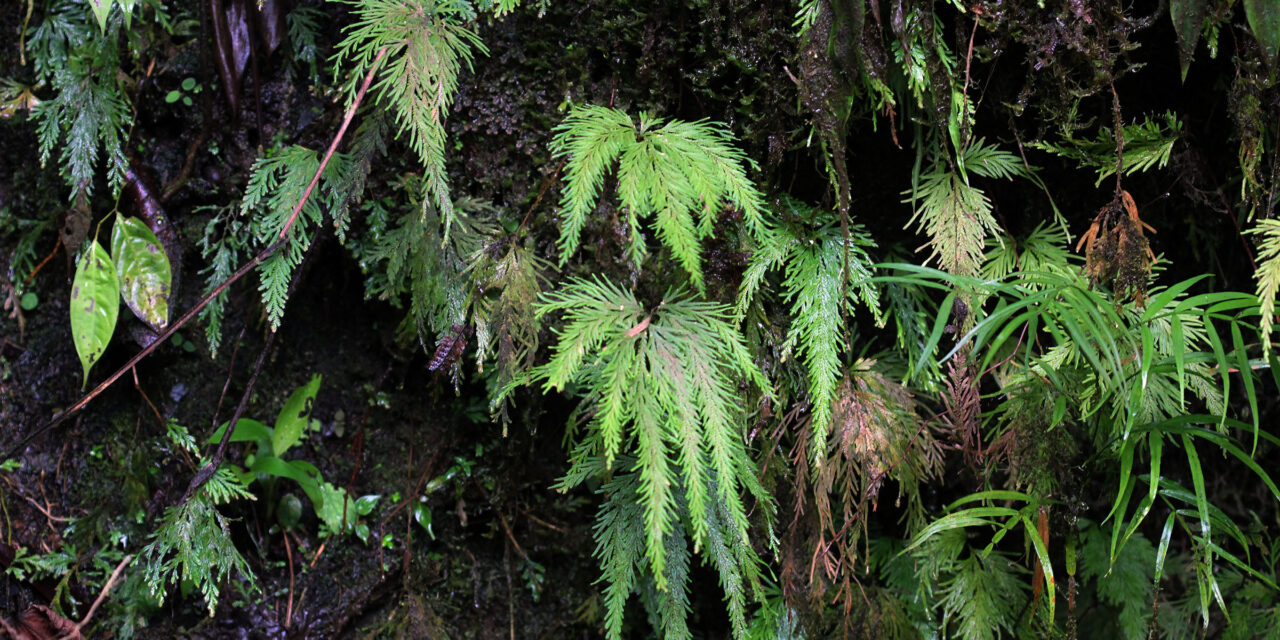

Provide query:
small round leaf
left=19, top=292, right=37, bottom=310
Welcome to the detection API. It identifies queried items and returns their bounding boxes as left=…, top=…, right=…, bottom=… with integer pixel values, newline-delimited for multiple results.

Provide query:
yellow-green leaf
left=111, top=214, right=172, bottom=331
left=87, top=0, right=114, bottom=32
left=273, top=374, right=322, bottom=457
left=70, top=240, right=119, bottom=388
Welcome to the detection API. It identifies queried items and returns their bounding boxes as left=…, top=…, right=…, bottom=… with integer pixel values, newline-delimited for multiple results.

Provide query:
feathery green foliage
left=332, top=0, right=487, bottom=233
left=140, top=424, right=255, bottom=616
left=738, top=201, right=881, bottom=460
left=939, top=550, right=1028, bottom=640
left=513, top=277, right=771, bottom=638
left=29, top=0, right=131, bottom=196
left=367, top=187, right=496, bottom=344
left=1031, top=111, right=1182, bottom=187
left=1249, top=218, right=1280, bottom=345
left=904, top=140, right=1030, bottom=279
left=467, top=239, right=549, bottom=424
left=196, top=204, right=247, bottom=357
left=241, top=145, right=354, bottom=330
left=1081, top=524, right=1155, bottom=638
left=549, top=105, right=769, bottom=290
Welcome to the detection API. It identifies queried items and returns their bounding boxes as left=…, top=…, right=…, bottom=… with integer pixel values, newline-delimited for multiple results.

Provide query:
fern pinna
left=511, top=277, right=773, bottom=639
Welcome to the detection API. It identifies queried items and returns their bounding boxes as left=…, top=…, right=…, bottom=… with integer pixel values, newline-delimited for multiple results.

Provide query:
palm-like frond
left=549, top=106, right=768, bottom=290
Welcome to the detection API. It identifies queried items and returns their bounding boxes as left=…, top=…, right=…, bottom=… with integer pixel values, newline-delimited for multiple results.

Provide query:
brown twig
left=284, top=529, right=295, bottom=629
left=8, top=46, right=390, bottom=460
left=67, top=553, right=132, bottom=638
left=24, top=233, right=61, bottom=285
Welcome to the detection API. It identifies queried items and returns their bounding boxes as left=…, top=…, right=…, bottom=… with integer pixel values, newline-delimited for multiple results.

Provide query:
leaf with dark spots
left=111, top=214, right=172, bottom=331
left=123, top=156, right=182, bottom=299
left=70, top=241, right=119, bottom=388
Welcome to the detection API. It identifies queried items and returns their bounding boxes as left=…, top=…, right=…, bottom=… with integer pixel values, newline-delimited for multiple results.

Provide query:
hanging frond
left=29, top=1, right=130, bottom=196
left=1248, top=218, right=1280, bottom=345
left=511, top=277, right=772, bottom=639
left=367, top=187, right=497, bottom=344
left=1031, top=111, right=1182, bottom=187
left=140, top=493, right=255, bottom=616
left=905, top=163, right=1002, bottom=278
left=333, top=0, right=487, bottom=232
left=737, top=207, right=882, bottom=459
left=467, top=239, right=550, bottom=424
left=241, top=145, right=353, bottom=329
left=549, top=105, right=769, bottom=290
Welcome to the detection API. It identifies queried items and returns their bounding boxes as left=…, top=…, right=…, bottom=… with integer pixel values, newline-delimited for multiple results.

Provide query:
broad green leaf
left=207, top=418, right=272, bottom=451
left=354, top=494, right=380, bottom=516
left=70, top=240, right=120, bottom=388
left=249, top=455, right=322, bottom=508
left=111, top=214, right=171, bottom=331
left=88, top=0, right=114, bottom=32
left=412, top=501, right=434, bottom=539
left=1245, top=0, right=1280, bottom=67
left=273, top=374, right=322, bottom=456
left=1171, top=0, right=1206, bottom=81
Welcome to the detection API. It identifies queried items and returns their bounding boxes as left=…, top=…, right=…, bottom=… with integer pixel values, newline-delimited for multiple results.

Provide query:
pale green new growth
left=333, top=0, right=487, bottom=233
left=549, top=105, right=769, bottom=290
left=1248, top=219, right=1280, bottom=345
left=905, top=140, right=1037, bottom=278
left=514, top=277, right=771, bottom=639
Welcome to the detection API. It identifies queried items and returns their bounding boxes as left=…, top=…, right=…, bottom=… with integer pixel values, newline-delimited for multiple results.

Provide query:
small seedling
left=164, top=77, right=203, bottom=107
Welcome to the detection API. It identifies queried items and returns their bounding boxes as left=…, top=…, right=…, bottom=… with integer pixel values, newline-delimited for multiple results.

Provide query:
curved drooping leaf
left=70, top=240, right=120, bottom=388
left=1170, top=0, right=1206, bottom=81
left=272, top=374, right=322, bottom=456
left=111, top=214, right=172, bottom=331
left=1246, top=0, right=1280, bottom=67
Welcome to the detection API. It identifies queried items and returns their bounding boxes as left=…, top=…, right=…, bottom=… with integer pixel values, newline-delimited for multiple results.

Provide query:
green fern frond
left=468, top=240, right=550, bottom=424
left=29, top=2, right=130, bottom=196
left=982, top=223, right=1073, bottom=283
left=549, top=105, right=768, bottom=290
left=594, top=473, right=645, bottom=639
left=370, top=191, right=497, bottom=341
left=961, top=139, right=1031, bottom=181
left=905, top=163, right=1002, bottom=278
left=1248, top=219, right=1280, bottom=345
left=518, top=277, right=771, bottom=638
left=140, top=493, right=255, bottom=616
left=940, top=550, right=1028, bottom=640
left=333, top=0, right=487, bottom=233
left=1081, top=524, right=1156, bottom=638
left=738, top=209, right=882, bottom=461
left=1030, top=111, right=1182, bottom=187
left=241, top=145, right=352, bottom=329
left=196, top=204, right=248, bottom=357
